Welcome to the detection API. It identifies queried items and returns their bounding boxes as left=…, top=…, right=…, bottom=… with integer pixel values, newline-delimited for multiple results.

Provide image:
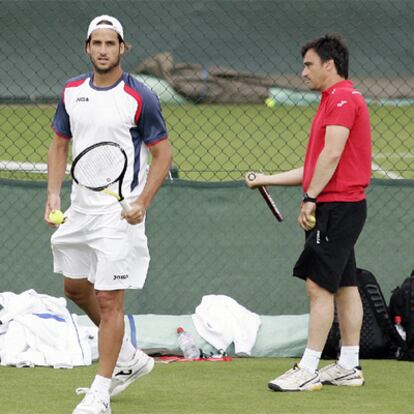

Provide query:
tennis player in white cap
left=46, top=14, right=172, bottom=414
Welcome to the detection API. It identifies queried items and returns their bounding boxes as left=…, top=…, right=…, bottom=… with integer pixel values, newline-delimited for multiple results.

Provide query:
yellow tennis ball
left=265, top=97, right=276, bottom=108
left=308, top=214, right=316, bottom=229
left=48, top=209, right=64, bottom=225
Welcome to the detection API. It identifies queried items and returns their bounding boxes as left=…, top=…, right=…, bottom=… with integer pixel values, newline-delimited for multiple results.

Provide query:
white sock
left=298, top=348, right=322, bottom=374
left=338, top=346, right=359, bottom=369
left=90, top=375, right=111, bottom=394
left=117, top=336, right=136, bottom=364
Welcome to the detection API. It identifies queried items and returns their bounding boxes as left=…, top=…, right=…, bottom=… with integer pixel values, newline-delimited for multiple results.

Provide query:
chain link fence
left=0, top=0, right=413, bottom=314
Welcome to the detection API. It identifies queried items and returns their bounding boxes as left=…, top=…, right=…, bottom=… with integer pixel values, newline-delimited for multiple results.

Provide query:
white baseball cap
left=87, top=15, right=124, bottom=40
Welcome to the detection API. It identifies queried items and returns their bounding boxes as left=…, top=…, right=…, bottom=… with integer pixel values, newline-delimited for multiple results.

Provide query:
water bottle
left=394, top=315, right=406, bottom=341
left=176, top=327, right=200, bottom=359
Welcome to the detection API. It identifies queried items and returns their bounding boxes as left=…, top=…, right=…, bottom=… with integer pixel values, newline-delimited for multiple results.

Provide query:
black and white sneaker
left=268, top=364, right=323, bottom=392
left=319, top=363, right=364, bottom=386
left=110, top=349, right=155, bottom=397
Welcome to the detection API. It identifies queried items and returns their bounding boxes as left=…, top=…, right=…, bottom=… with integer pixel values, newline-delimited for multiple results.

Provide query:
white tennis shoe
left=268, top=363, right=323, bottom=392
left=72, top=388, right=111, bottom=414
left=319, top=363, right=364, bottom=386
left=110, top=349, right=155, bottom=397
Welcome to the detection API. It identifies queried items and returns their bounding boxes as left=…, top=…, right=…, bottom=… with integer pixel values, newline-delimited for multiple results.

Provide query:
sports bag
left=323, top=268, right=405, bottom=359
left=389, top=270, right=414, bottom=361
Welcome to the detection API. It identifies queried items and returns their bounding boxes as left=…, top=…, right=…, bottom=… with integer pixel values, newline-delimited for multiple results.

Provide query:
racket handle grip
left=120, top=199, right=131, bottom=212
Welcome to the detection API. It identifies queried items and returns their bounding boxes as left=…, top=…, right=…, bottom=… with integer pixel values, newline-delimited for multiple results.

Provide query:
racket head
left=71, top=141, right=127, bottom=194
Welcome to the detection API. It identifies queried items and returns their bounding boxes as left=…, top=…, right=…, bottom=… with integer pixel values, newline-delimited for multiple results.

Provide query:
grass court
left=1, top=103, right=413, bottom=181
left=2, top=358, right=414, bottom=413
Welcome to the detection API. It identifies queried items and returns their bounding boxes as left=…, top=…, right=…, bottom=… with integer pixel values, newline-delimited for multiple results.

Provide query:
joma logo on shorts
left=113, top=274, right=129, bottom=280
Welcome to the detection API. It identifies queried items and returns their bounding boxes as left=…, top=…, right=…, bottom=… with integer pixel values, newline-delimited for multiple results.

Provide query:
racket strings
left=74, top=145, right=126, bottom=189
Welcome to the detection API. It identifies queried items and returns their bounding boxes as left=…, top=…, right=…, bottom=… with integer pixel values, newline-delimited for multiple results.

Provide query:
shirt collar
left=322, top=79, right=353, bottom=96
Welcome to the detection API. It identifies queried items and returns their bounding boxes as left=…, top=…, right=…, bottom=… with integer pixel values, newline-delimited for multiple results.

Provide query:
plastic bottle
left=394, top=315, right=406, bottom=341
left=177, top=327, right=200, bottom=359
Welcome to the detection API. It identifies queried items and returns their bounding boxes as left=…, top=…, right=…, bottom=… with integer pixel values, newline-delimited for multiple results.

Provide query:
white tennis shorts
left=51, top=207, right=150, bottom=291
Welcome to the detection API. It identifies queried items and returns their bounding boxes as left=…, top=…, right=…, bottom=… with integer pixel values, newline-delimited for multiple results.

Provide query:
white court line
left=0, top=160, right=406, bottom=180
left=371, top=161, right=404, bottom=179
left=374, top=152, right=414, bottom=159
left=0, top=160, right=71, bottom=174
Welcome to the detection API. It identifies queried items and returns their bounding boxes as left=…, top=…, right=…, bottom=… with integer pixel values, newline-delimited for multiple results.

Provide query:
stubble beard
left=91, top=55, right=121, bottom=75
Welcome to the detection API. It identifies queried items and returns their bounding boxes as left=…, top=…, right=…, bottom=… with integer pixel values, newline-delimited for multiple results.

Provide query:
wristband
left=302, top=193, right=317, bottom=203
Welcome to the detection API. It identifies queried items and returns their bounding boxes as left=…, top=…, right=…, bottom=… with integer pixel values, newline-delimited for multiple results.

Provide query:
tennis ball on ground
left=308, top=214, right=316, bottom=229
left=48, top=209, right=64, bottom=225
left=265, top=97, right=276, bottom=108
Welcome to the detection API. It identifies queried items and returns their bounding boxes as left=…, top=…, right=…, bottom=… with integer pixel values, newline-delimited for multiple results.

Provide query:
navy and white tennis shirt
left=51, top=72, right=168, bottom=213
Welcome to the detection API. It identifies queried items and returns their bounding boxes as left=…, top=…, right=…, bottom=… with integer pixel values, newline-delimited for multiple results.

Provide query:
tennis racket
left=70, top=141, right=131, bottom=211
left=247, top=172, right=284, bottom=222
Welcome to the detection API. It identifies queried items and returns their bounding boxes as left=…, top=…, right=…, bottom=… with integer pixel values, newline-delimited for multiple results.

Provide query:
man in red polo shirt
left=246, top=33, right=371, bottom=391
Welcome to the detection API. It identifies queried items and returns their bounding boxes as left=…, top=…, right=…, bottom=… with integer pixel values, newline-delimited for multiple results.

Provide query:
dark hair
left=301, top=33, right=349, bottom=79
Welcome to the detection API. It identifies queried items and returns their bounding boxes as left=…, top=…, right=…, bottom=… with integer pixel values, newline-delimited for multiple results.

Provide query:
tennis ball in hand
left=308, top=214, right=316, bottom=229
left=265, top=97, right=276, bottom=108
left=48, top=209, right=64, bottom=225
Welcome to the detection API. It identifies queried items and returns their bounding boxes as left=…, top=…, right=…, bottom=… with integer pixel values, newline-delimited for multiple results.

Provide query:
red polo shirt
left=302, top=80, right=372, bottom=202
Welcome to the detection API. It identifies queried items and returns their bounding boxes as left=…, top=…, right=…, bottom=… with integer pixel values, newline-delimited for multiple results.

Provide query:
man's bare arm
left=298, top=125, right=350, bottom=230
left=305, top=125, right=350, bottom=198
left=245, top=167, right=303, bottom=188
left=122, top=139, right=172, bottom=225
left=44, top=136, right=70, bottom=225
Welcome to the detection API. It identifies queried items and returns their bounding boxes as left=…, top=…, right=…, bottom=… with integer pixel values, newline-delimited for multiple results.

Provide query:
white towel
left=0, top=289, right=95, bottom=368
left=192, top=295, right=262, bottom=356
